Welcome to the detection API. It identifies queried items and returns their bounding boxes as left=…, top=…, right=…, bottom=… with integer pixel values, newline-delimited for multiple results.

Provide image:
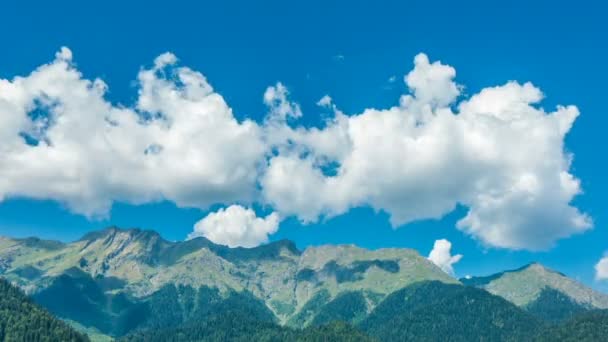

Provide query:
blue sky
left=0, top=0, right=607, bottom=289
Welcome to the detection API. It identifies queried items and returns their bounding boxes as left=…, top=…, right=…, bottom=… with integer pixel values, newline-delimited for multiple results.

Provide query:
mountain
left=0, top=277, right=89, bottom=341
left=462, top=263, right=608, bottom=321
left=5, top=227, right=608, bottom=340
left=359, top=281, right=543, bottom=341
left=0, top=227, right=454, bottom=337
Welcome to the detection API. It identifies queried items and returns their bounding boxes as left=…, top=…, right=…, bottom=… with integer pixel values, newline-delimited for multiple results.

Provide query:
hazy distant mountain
left=462, top=263, right=608, bottom=322
left=0, top=227, right=453, bottom=337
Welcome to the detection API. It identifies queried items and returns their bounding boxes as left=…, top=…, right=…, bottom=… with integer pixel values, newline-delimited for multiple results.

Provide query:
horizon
left=1, top=0, right=608, bottom=296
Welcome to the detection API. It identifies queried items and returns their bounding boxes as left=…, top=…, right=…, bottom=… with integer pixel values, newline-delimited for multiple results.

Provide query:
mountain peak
left=524, top=262, right=547, bottom=270
left=461, top=262, right=552, bottom=286
left=262, top=239, right=300, bottom=254
left=463, top=262, right=608, bottom=309
left=13, top=236, right=65, bottom=250
left=78, top=226, right=164, bottom=243
left=519, top=262, right=569, bottom=278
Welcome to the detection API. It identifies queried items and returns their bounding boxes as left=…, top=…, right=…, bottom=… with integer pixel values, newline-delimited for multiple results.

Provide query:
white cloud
left=55, top=47, right=72, bottom=61
left=596, top=255, right=608, bottom=280
left=261, top=53, right=591, bottom=250
left=428, top=239, right=462, bottom=275
left=0, top=47, right=264, bottom=217
left=188, top=205, right=279, bottom=248
left=264, top=82, right=302, bottom=122
left=0, top=48, right=591, bottom=251
left=402, top=53, right=460, bottom=108
left=317, top=95, right=332, bottom=107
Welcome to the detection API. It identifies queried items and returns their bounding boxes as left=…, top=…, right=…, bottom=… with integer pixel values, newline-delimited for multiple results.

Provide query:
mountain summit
left=462, top=262, right=608, bottom=321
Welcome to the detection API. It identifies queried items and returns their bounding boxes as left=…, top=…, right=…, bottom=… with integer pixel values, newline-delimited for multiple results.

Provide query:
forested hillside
left=0, top=278, right=89, bottom=342
left=535, top=310, right=608, bottom=341
left=4, top=274, right=608, bottom=341
left=359, top=281, right=543, bottom=341
left=121, top=313, right=373, bottom=342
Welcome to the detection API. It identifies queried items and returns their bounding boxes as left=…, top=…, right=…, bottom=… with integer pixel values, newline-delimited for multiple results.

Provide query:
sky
left=0, top=0, right=607, bottom=290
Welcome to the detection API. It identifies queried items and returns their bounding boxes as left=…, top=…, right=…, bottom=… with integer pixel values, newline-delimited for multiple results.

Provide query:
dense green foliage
left=287, top=289, right=331, bottom=327
left=34, top=271, right=276, bottom=337
left=535, top=310, right=608, bottom=341
left=359, top=281, right=543, bottom=342
left=130, top=283, right=277, bottom=333
left=121, top=312, right=373, bottom=342
left=119, top=282, right=608, bottom=342
left=34, top=268, right=132, bottom=335
left=525, top=288, right=588, bottom=322
left=311, top=291, right=369, bottom=326
left=0, top=277, right=89, bottom=342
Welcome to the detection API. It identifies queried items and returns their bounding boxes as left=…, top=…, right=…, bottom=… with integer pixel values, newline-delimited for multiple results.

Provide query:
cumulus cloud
left=596, top=256, right=608, bottom=280
left=0, top=47, right=264, bottom=217
left=261, top=53, right=591, bottom=250
left=428, top=239, right=462, bottom=275
left=317, top=95, right=333, bottom=107
left=188, top=205, right=279, bottom=248
left=0, top=47, right=591, bottom=250
left=264, top=82, right=302, bottom=122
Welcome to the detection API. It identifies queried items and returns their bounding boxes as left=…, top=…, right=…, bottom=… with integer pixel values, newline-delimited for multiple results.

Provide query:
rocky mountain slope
left=0, top=227, right=454, bottom=335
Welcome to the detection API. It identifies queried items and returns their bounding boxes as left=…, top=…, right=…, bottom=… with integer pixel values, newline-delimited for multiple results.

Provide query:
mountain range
left=1, top=227, right=608, bottom=341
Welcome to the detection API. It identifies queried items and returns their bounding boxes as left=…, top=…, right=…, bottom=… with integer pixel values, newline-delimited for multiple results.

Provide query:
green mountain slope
left=0, top=277, right=89, bottom=342
left=34, top=275, right=278, bottom=336
left=359, top=281, right=543, bottom=342
left=8, top=227, right=608, bottom=340
left=462, top=263, right=608, bottom=321
left=0, top=227, right=454, bottom=337
left=525, top=287, right=588, bottom=322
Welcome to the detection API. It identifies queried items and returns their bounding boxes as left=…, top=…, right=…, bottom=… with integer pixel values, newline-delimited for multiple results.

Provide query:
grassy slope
left=463, top=263, right=608, bottom=308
